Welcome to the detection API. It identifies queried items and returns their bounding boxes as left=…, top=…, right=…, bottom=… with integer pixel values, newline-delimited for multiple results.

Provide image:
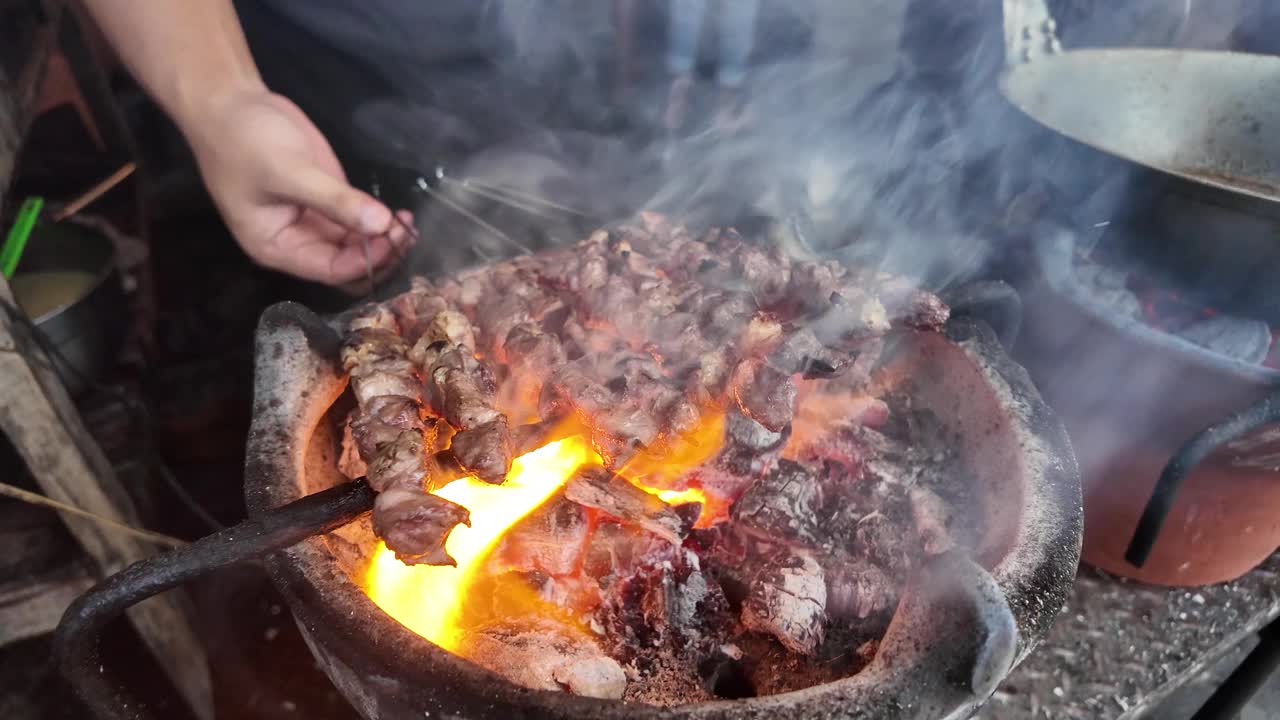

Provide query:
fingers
left=271, top=165, right=392, bottom=236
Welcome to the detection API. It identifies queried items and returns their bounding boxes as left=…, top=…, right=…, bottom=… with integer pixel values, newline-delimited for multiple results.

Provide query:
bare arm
left=78, top=0, right=414, bottom=285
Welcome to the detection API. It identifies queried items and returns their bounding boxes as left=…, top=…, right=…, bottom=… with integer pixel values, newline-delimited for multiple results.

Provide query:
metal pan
left=1001, top=1, right=1280, bottom=204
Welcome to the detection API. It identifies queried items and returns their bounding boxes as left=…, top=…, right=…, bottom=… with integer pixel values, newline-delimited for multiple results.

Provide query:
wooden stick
left=0, top=480, right=185, bottom=547
left=0, top=273, right=213, bottom=719
left=52, top=161, right=136, bottom=222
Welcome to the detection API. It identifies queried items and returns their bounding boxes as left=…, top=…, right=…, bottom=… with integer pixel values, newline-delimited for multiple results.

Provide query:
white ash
left=1175, top=315, right=1272, bottom=365
left=461, top=617, right=627, bottom=700
left=741, top=552, right=828, bottom=656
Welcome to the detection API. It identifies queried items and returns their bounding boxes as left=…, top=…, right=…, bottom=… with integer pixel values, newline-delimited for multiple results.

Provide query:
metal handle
left=54, top=480, right=376, bottom=720
left=1003, top=0, right=1062, bottom=65
left=1126, top=390, right=1280, bottom=567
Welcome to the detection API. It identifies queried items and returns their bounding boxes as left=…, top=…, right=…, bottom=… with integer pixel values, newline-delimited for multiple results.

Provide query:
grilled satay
left=400, top=294, right=515, bottom=485
left=342, top=304, right=470, bottom=566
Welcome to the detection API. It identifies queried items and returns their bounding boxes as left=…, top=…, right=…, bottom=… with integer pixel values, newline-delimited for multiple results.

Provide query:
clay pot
left=1015, top=230, right=1280, bottom=586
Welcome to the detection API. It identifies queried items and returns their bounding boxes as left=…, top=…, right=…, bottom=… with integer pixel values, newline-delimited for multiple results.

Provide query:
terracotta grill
left=53, top=285, right=1081, bottom=720
left=1016, top=227, right=1280, bottom=586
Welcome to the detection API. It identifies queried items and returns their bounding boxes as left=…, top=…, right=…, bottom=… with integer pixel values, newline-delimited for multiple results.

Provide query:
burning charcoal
left=824, top=557, right=896, bottom=624
left=725, top=412, right=785, bottom=452
left=461, top=617, right=627, bottom=699
left=853, top=511, right=910, bottom=571
left=908, top=486, right=955, bottom=556
left=1073, top=260, right=1142, bottom=319
left=768, top=326, right=849, bottom=377
left=730, top=359, right=797, bottom=433
left=811, top=288, right=890, bottom=348
left=1176, top=314, right=1272, bottom=365
left=449, top=417, right=513, bottom=483
left=731, top=460, right=823, bottom=545
left=565, top=467, right=689, bottom=544
left=371, top=488, right=469, bottom=566
left=596, top=549, right=729, bottom=659
left=741, top=551, right=827, bottom=655
left=582, top=519, right=680, bottom=582
left=491, top=496, right=589, bottom=577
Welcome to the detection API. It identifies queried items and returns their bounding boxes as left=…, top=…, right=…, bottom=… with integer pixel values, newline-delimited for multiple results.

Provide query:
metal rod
left=417, top=180, right=532, bottom=255
left=54, top=479, right=376, bottom=720
left=459, top=178, right=595, bottom=219
left=1126, top=390, right=1280, bottom=567
left=441, top=176, right=555, bottom=218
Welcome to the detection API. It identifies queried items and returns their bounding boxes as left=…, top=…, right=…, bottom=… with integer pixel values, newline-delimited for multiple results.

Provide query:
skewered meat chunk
left=389, top=288, right=449, bottom=344
left=349, top=395, right=424, bottom=458
left=874, top=273, right=951, bottom=330
left=372, top=489, right=471, bottom=566
left=343, top=305, right=472, bottom=565
left=541, top=363, right=658, bottom=466
left=429, top=348, right=501, bottom=429
left=449, top=417, right=514, bottom=484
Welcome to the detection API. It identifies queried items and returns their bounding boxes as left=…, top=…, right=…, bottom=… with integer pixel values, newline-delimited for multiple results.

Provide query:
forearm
left=78, top=0, right=266, bottom=140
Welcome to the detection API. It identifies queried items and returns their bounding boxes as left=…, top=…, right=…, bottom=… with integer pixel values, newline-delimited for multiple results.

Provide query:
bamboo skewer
left=0, top=479, right=186, bottom=547
left=52, top=162, right=137, bottom=222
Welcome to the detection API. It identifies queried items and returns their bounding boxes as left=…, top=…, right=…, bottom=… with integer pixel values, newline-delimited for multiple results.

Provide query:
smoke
left=321, top=0, right=1265, bottom=292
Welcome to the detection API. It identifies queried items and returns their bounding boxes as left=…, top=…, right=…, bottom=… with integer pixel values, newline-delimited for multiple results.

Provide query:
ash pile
left=338, top=213, right=978, bottom=703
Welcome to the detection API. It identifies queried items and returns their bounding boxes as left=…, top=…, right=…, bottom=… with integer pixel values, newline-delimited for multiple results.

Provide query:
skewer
left=53, top=163, right=137, bottom=222
left=439, top=176, right=554, bottom=219
left=455, top=177, right=596, bottom=220
left=416, top=177, right=533, bottom=256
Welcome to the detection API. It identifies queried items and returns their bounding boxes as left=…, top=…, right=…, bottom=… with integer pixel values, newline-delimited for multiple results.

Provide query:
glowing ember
left=364, top=437, right=599, bottom=651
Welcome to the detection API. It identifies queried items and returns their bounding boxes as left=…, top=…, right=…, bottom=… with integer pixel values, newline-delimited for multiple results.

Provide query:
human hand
left=184, top=90, right=414, bottom=285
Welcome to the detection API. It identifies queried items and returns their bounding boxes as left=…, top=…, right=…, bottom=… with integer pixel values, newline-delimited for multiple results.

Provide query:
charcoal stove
left=54, top=275, right=1081, bottom=720
left=1015, top=226, right=1280, bottom=586
left=223, top=294, right=1079, bottom=720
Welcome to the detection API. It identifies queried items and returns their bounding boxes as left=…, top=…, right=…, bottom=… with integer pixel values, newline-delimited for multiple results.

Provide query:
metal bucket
left=14, top=220, right=128, bottom=395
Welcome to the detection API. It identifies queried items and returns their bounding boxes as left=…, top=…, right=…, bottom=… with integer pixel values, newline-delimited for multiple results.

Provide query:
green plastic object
left=1, top=197, right=43, bottom=279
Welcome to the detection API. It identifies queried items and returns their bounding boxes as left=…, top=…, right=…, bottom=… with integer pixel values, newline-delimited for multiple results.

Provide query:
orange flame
left=362, top=410, right=729, bottom=653
left=364, top=436, right=599, bottom=651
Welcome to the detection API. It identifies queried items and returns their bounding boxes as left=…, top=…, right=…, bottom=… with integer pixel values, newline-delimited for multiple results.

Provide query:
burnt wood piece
left=824, top=557, right=897, bottom=630
left=741, top=551, right=828, bottom=655
left=0, top=279, right=212, bottom=719
left=563, top=466, right=689, bottom=544
left=0, top=565, right=94, bottom=648
left=731, top=459, right=824, bottom=545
